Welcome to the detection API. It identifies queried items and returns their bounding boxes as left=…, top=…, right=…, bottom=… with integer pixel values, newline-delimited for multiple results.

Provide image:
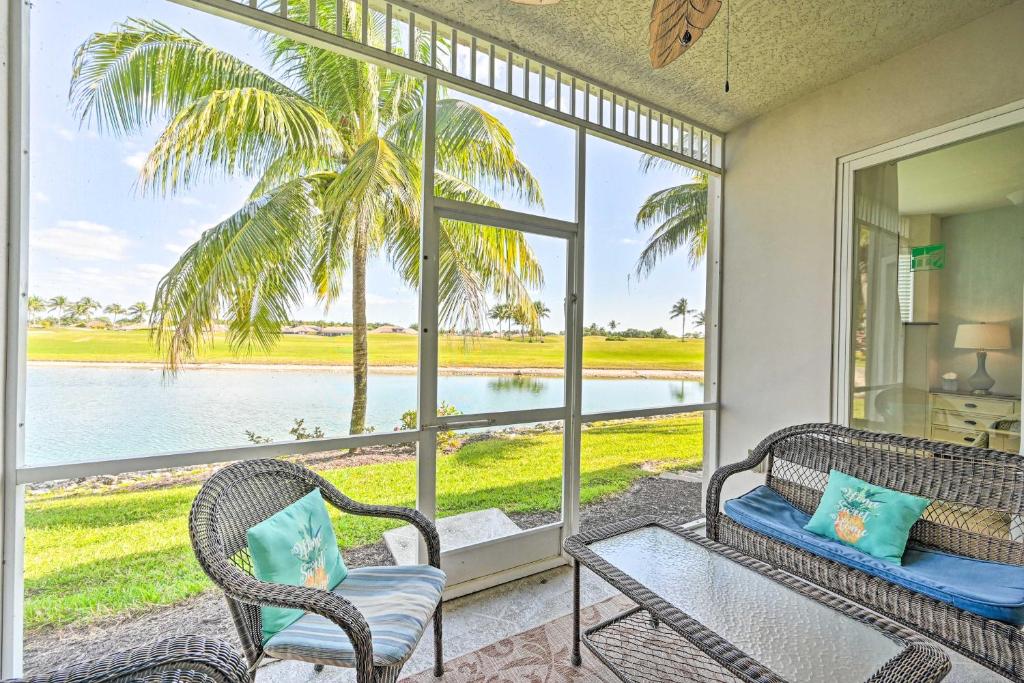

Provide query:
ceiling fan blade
left=649, top=0, right=722, bottom=69
left=686, top=0, right=722, bottom=29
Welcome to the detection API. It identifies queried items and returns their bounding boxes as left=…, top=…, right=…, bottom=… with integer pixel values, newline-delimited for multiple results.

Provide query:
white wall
left=936, top=205, right=1024, bottom=395
left=718, top=0, right=1024, bottom=467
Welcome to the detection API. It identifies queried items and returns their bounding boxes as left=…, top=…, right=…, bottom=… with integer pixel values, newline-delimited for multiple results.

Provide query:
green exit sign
left=911, top=243, right=945, bottom=271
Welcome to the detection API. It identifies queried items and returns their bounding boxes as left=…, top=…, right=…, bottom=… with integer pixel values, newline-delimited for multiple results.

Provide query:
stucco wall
left=718, top=0, right=1024, bottom=468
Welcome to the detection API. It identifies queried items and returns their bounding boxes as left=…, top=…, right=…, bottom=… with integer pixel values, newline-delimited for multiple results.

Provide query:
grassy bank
left=27, top=328, right=705, bottom=371
left=24, top=414, right=702, bottom=631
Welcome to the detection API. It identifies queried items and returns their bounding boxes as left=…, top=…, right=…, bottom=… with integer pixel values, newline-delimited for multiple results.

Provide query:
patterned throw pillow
left=804, top=470, right=931, bottom=565
left=247, top=489, right=348, bottom=642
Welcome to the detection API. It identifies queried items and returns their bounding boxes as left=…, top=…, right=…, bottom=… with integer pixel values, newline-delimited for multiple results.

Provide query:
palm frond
left=70, top=18, right=296, bottom=135
left=322, top=137, right=419, bottom=240
left=389, top=99, right=543, bottom=207
left=638, top=153, right=702, bottom=177
left=151, top=178, right=320, bottom=370
left=137, top=87, right=344, bottom=196
left=633, top=177, right=708, bottom=276
left=437, top=220, right=543, bottom=331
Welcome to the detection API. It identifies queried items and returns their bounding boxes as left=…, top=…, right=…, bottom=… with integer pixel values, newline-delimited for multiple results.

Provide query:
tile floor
left=259, top=561, right=618, bottom=682
left=259, top=527, right=1001, bottom=683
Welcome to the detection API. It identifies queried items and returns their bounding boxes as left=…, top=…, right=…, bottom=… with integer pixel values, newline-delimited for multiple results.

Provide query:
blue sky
left=28, top=0, right=706, bottom=333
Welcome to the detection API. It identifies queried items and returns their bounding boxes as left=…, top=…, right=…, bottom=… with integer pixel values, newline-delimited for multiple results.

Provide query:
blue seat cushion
left=264, top=564, right=446, bottom=667
left=724, top=485, right=1024, bottom=624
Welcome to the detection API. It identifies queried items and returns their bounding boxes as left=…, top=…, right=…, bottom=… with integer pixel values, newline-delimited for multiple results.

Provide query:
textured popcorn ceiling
left=403, top=0, right=1016, bottom=132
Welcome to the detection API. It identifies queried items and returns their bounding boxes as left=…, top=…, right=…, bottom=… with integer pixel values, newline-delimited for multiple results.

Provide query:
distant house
left=369, top=325, right=415, bottom=335
left=283, top=325, right=320, bottom=335
left=320, top=325, right=353, bottom=337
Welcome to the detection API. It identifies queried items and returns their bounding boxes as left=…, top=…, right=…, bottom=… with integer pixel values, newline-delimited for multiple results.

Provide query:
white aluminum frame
left=168, top=0, right=724, bottom=173
left=1, top=0, right=27, bottom=672
left=0, top=1, right=725, bottom=674
left=831, top=98, right=1024, bottom=425
left=429, top=180, right=579, bottom=585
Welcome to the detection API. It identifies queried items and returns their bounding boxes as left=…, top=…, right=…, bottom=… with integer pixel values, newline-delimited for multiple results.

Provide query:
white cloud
left=160, top=215, right=232, bottom=256
left=175, top=211, right=233, bottom=243
left=33, top=262, right=171, bottom=304
left=123, top=152, right=148, bottom=171
left=53, top=127, right=98, bottom=143
left=178, top=225, right=207, bottom=241
left=32, top=191, right=49, bottom=204
left=619, top=238, right=641, bottom=245
left=32, top=220, right=130, bottom=261
left=175, top=196, right=203, bottom=207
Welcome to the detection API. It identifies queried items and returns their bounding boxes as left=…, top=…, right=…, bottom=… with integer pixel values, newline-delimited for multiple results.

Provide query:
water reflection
left=488, top=375, right=546, bottom=395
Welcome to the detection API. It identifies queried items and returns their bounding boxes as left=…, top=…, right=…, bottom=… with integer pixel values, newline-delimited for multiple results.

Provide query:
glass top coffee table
left=564, top=517, right=950, bottom=683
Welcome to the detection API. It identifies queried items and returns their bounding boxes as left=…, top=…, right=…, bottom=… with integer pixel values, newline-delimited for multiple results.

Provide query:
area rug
left=400, top=596, right=632, bottom=682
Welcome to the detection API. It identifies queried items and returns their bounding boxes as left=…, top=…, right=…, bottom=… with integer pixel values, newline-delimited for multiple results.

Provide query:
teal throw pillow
left=247, top=489, right=348, bottom=642
left=804, top=470, right=931, bottom=565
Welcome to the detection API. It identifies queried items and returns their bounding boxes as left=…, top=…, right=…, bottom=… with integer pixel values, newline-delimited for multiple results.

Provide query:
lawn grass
left=27, top=328, right=705, bottom=371
left=24, top=414, right=702, bottom=631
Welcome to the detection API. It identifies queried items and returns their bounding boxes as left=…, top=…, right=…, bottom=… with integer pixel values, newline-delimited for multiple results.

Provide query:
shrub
left=399, top=402, right=462, bottom=452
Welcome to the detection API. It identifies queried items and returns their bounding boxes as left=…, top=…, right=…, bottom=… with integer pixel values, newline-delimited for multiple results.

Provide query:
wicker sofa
left=707, top=423, right=1024, bottom=681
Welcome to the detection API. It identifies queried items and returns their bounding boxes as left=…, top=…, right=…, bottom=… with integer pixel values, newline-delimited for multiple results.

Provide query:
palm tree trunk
left=350, top=226, right=369, bottom=435
left=680, top=314, right=686, bottom=341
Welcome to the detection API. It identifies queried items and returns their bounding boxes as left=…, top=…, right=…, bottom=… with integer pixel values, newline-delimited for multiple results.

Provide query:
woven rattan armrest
left=3, top=635, right=248, bottom=683
left=705, top=448, right=769, bottom=543
left=321, top=491, right=441, bottom=569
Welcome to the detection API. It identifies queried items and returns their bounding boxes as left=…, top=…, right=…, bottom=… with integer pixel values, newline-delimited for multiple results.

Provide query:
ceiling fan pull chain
left=725, top=0, right=731, bottom=92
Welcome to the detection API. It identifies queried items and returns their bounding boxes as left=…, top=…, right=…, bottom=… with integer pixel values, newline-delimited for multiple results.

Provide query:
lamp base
left=967, top=350, right=996, bottom=395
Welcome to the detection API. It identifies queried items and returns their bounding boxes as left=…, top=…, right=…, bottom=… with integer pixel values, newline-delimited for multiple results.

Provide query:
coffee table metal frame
left=564, top=516, right=951, bottom=683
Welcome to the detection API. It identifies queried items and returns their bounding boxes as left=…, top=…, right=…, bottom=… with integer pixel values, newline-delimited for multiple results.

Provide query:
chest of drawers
left=927, top=392, right=1020, bottom=452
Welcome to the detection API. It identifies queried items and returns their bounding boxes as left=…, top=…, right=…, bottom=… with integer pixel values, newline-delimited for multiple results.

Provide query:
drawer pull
left=964, top=403, right=978, bottom=409
left=964, top=436, right=976, bottom=443
left=964, top=420, right=977, bottom=426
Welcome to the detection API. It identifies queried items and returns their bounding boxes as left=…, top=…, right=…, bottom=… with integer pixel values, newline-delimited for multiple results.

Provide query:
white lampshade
left=954, top=323, right=1011, bottom=350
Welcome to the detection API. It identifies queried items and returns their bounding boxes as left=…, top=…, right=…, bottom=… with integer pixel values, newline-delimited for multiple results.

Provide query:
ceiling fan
left=650, top=0, right=722, bottom=69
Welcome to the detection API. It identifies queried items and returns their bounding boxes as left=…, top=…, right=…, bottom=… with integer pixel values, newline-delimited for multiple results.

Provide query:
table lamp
left=954, top=323, right=1011, bottom=395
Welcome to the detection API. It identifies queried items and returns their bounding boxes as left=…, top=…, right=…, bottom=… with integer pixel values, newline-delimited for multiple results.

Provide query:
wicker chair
left=189, top=459, right=445, bottom=683
left=707, top=423, right=1024, bottom=681
left=2, top=635, right=248, bottom=683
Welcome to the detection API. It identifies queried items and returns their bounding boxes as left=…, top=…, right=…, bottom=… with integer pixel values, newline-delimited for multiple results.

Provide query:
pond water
left=25, top=364, right=704, bottom=466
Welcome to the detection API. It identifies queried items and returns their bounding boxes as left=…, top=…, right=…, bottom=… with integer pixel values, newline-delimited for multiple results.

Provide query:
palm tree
left=73, top=297, right=101, bottom=323
left=511, top=304, right=532, bottom=339
left=47, top=295, right=69, bottom=325
left=669, top=297, right=693, bottom=340
left=633, top=156, right=708, bottom=278
left=127, top=301, right=149, bottom=323
left=532, top=300, right=550, bottom=336
left=694, top=310, right=705, bottom=331
left=489, top=303, right=513, bottom=336
left=608, top=319, right=618, bottom=334
left=104, top=303, right=127, bottom=326
left=71, top=10, right=543, bottom=434
left=27, top=295, right=45, bottom=324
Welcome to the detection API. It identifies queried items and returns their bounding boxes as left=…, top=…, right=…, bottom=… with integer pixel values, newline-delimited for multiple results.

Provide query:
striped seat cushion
left=263, top=565, right=446, bottom=668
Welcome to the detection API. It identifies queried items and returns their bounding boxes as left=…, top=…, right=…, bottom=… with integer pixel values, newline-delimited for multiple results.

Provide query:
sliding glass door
left=837, top=118, right=1024, bottom=455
